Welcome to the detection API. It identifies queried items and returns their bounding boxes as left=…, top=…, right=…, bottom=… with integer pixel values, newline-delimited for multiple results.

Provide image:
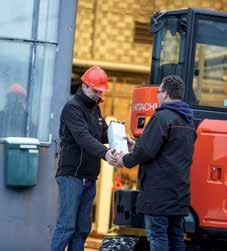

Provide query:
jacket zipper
left=59, top=145, right=64, bottom=167
left=74, top=147, right=83, bottom=177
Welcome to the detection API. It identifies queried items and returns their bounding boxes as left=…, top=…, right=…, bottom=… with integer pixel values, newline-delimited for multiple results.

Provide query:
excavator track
left=100, top=235, right=227, bottom=250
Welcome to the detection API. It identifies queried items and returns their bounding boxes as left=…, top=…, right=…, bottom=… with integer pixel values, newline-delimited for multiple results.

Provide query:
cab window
left=193, top=19, right=227, bottom=108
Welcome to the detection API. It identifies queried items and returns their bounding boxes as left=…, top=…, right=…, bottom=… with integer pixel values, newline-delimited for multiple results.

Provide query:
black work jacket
left=56, top=88, right=108, bottom=180
left=123, top=108, right=196, bottom=216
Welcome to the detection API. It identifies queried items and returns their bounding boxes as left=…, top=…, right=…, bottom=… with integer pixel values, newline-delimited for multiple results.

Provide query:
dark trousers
left=144, top=215, right=185, bottom=251
left=51, top=176, right=96, bottom=251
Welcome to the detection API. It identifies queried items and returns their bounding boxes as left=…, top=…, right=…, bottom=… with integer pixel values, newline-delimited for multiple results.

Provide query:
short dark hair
left=161, top=75, right=184, bottom=99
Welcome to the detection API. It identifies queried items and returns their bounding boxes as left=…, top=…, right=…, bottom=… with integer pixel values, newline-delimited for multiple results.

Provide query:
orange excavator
left=100, top=8, right=227, bottom=251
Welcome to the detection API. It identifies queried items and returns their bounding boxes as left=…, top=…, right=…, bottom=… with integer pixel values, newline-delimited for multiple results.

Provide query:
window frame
left=0, top=0, right=59, bottom=145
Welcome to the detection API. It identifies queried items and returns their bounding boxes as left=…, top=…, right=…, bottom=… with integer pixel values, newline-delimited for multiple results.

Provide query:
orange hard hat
left=81, top=66, right=109, bottom=92
left=8, top=84, right=26, bottom=96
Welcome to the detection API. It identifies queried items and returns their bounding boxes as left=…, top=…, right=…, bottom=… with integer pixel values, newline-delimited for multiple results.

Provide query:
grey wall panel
left=51, top=0, right=78, bottom=140
left=0, top=0, right=77, bottom=250
left=0, top=146, right=58, bottom=251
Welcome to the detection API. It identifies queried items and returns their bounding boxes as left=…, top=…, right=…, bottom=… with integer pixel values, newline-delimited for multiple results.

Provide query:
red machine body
left=130, top=86, right=159, bottom=138
left=191, top=119, right=227, bottom=230
left=131, top=86, right=227, bottom=234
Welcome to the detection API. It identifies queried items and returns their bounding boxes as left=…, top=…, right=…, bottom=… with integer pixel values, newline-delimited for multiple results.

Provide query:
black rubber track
left=100, top=236, right=227, bottom=250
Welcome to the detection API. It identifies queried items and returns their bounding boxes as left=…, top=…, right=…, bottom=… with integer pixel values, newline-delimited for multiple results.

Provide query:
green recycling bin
left=4, top=137, right=40, bottom=187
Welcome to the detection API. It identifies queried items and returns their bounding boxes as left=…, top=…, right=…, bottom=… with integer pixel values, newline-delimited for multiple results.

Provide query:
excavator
left=100, top=8, right=227, bottom=251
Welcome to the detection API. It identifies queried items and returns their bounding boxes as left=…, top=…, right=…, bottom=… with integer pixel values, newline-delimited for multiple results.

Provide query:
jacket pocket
left=60, top=145, right=81, bottom=167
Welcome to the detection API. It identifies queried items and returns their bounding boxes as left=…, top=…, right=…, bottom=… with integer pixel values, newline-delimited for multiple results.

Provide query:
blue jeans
left=144, top=215, right=185, bottom=251
left=51, top=176, right=96, bottom=251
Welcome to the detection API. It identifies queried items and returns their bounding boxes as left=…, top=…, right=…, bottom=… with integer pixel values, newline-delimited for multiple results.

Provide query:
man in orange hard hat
left=51, top=66, right=116, bottom=251
left=0, top=83, right=27, bottom=137
left=8, top=83, right=27, bottom=97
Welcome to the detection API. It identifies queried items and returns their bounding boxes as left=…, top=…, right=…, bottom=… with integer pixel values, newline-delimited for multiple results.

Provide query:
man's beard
left=91, top=95, right=100, bottom=102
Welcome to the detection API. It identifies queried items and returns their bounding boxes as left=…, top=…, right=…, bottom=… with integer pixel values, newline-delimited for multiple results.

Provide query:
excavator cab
left=101, top=9, right=227, bottom=250
left=150, top=8, right=227, bottom=120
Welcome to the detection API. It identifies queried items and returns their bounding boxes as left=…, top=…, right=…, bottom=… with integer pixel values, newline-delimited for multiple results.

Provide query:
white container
left=107, top=121, right=128, bottom=153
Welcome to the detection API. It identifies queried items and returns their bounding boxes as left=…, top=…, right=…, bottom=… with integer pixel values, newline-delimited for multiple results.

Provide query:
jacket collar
left=75, top=87, right=97, bottom=109
left=157, top=101, right=193, bottom=122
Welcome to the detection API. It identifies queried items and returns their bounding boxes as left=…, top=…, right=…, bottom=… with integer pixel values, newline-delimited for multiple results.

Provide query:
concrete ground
left=64, top=236, right=102, bottom=251
left=85, top=236, right=103, bottom=250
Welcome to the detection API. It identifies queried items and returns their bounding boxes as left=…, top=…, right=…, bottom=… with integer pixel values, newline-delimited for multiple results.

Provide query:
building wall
left=74, top=0, right=153, bottom=66
left=156, top=0, right=226, bottom=11
left=74, top=0, right=227, bottom=68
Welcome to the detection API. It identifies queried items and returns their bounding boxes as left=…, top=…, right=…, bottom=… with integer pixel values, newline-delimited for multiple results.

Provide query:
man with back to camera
left=51, top=66, right=116, bottom=251
left=115, top=75, right=197, bottom=251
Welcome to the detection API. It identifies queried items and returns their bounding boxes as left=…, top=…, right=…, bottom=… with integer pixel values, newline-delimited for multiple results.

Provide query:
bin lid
left=2, top=137, right=40, bottom=145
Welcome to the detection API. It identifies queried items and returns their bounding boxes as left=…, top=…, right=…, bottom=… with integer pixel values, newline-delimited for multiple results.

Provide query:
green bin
left=4, top=137, right=40, bottom=187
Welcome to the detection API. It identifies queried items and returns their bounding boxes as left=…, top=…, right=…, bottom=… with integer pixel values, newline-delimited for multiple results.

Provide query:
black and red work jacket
left=56, top=88, right=108, bottom=180
left=123, top=102, right=196, bottom=216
